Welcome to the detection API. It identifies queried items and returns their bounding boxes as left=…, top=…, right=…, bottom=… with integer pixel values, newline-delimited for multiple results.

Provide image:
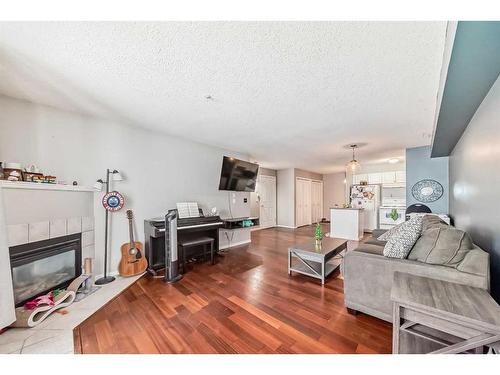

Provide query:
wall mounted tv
left=218, top=156, right=259, bottom=192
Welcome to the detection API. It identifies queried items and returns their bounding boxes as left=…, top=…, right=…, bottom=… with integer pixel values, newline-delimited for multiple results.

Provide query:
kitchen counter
left=330, top=207, right=364, bottom=241
left=330, top=207, right=364, bottom=210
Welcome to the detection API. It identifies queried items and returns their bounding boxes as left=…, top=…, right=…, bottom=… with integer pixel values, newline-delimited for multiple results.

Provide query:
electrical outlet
left=244, top=198, right=248, bottom=203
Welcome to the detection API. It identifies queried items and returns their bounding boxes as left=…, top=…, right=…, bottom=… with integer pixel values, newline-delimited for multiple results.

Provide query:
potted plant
left=314, top=223, right=323, bottom=250
left=390, top=208, right=399, bottom=221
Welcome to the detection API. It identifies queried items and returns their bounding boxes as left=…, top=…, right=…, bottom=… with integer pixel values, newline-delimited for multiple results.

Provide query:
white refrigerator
left=350, top=184, right=381, bottom=232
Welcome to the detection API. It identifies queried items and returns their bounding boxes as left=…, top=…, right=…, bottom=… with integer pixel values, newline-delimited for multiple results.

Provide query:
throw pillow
left=408, top=227, right=474, bottom=266
left=383, top=216, right=423, bottom=259
left=377, top=221, right=405, bottom=241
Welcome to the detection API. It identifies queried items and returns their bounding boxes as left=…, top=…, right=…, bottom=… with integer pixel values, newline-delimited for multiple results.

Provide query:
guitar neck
left=128, top=218, right=135, bottom=246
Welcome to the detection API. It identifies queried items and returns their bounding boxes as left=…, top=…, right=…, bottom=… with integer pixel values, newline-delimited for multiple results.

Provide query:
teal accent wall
left=406, top=146, right=449, bottom=214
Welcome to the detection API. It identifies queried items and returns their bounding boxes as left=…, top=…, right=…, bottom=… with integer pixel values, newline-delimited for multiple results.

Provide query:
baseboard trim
left=94, top=270, right=120, bottom=280
left=251, top=225, right=276, bottom=232
left=219, top=239, right=251, bottom=250
left=275, top=225, right=297, bottom=229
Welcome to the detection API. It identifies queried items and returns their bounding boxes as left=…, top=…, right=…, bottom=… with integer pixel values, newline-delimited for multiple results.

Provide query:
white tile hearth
left=50, top=219, right=67, bottom=238
left=0, top=273, right=143, bottom=354
left=7, top=224, right=29, bottom=247
left=28, top=221, right=50, bottom=243
left=21, top=330, right=74, bottom=354
left=67, top=217, right=82, bottom=235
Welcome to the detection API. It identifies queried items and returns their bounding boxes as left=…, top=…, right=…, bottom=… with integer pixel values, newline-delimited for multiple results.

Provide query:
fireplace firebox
left=9, top=233, right=82, bottom=307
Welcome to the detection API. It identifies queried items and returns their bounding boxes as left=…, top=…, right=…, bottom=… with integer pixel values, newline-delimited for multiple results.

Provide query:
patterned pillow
left=383, top=216, right=424, bottom=259
left=377, top=221, right=405, bottom=241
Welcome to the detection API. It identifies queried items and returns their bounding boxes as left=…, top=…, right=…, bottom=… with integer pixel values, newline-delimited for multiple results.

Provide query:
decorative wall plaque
left=411, top=179, right=443, bottom=203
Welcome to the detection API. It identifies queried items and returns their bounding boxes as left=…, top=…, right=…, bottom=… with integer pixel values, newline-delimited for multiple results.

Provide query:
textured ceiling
left=0, top=22, right=447, bottom=173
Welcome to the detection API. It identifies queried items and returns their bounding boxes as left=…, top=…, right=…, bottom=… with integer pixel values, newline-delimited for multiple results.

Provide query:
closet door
left=311, top=180, right=323, bottom=223
left=295, top=178, right=304, bottom=227
left=302, top=179, right=312, bottom=226
left=296, top=178, right=312, bottom=227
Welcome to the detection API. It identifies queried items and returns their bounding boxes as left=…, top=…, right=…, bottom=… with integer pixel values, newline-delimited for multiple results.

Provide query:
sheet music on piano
left=176, top=202, right=200, bottom=219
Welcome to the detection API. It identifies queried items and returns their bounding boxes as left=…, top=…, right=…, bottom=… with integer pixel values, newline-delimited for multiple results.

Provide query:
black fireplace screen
left=9, top=233, right=82, bottom=306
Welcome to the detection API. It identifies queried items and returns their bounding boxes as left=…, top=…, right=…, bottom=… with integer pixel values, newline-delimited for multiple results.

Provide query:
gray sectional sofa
left=342, top=215, right=490, bottom=322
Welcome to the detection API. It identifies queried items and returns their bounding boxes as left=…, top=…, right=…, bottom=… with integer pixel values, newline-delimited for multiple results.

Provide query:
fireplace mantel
left=0, top=181, right=98, bottom=192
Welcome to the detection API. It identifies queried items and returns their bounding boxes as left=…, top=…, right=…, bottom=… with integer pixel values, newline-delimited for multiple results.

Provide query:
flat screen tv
left=218, top=156, right=259, bottom=192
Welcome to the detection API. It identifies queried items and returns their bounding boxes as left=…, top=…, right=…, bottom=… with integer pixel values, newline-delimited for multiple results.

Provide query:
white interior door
left=311, top=180, right=323, bottom=223
left=257, top=175, right=276, bottom=229
left=295, top=179, right=303, bottom=227
left=296, top=178, right=312, bottom=227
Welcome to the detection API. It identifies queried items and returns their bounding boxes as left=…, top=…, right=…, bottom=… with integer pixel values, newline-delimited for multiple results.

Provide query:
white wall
left=0, top=95, right=251, bottom=275
left=0, top=189, right=15, bottom=328
left=277, top=168, right=295, bottom=228
left=322, top=172, right=346, bottom=218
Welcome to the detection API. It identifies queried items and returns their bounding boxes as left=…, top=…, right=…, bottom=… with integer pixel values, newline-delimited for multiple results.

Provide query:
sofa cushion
left=383, top=216, right=423, bottom=259
left=353, top=243, right=384, bottom=256
left=364, top=237, right=387, bottom=247
left=408, top=226, right=475, bottom=266
left=421, top=214, right=448, bottom=232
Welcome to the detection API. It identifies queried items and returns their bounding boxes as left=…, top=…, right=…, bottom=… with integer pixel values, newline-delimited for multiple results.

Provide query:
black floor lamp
left=94, top=169, right=123, bottom=286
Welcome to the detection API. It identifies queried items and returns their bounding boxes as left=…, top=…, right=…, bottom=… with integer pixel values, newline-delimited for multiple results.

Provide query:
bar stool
left=178, top=236, right=215, bottom=272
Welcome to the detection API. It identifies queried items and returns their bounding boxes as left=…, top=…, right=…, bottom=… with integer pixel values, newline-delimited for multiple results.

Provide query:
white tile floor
left=0, top=274, right=143, bottom=354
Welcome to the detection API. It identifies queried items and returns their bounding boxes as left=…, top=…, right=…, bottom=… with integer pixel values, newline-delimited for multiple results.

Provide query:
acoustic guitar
left=118, top=210, right=148, bottom=277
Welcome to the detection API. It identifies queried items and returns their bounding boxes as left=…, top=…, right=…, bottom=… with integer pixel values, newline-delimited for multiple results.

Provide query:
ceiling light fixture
left=346, top=144, right=361, bottom=173
left=388, top=158, right=399, bottom=164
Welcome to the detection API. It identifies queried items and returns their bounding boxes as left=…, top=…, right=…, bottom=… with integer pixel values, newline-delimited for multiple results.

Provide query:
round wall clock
left=411, top=179, right=443, bottom=203
left=102, top=191, right=125, bottom=212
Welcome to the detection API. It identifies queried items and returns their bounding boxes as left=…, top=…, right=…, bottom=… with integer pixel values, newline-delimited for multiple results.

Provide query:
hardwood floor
left=74, top=225, right=392, bottom=354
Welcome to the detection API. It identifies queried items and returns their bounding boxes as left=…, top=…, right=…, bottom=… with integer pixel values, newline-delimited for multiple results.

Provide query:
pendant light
left=346, top=144, right=361, bottom=172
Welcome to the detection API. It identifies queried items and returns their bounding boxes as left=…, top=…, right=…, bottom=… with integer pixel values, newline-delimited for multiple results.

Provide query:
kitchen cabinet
left=353, top=171, right=405, bottom=185
left=395, top=171, right=406, bottom=183
left=382, top=171, right=396, bottom=184
left=368, top=173, right=382, bottom=184
left=353, top=174, right=368, bottom=184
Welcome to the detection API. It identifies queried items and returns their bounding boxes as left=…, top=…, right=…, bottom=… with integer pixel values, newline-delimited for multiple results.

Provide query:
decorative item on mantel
left=3, top=162, right=23, bottom=181
left=1, top=163, right=60, bottom=184
left=314, top=223, right=323, bottom=251
left=94, top=169, right=124, bottom=286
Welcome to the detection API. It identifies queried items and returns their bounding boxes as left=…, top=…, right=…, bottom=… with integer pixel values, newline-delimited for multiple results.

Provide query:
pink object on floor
left=24, top=292, right=55, bottom=310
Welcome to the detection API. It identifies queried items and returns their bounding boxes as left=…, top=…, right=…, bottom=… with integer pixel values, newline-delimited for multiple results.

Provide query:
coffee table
left=288, top=237, right=347, bottom=284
